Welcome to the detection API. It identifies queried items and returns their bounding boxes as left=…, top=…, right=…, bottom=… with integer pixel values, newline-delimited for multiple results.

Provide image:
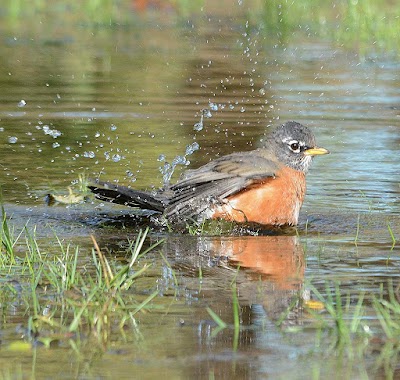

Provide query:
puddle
left=0, top=1, right=399, bottom=379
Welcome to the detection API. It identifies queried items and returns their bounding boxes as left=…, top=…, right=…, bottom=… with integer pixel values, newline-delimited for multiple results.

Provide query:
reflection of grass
left=2, top=0, right=205, bottom=27
left=206, top=270, right=241, bottom=351
left=387, top=223, right=396, bottom=251
left=256, top=0, right=400, bottom=56
left=2, top=0, right=400, bottom=56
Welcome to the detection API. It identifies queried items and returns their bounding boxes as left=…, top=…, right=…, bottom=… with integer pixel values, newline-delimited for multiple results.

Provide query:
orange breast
left=210, top=168, right=306, bottom=225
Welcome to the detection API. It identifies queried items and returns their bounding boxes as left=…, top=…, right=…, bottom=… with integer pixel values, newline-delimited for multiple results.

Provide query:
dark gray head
left=267, top=121, right=329, bottom=173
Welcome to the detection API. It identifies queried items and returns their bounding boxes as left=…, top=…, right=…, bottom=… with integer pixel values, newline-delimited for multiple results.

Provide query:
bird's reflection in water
left=212, top=235, right=304, bottom=290
left=166, top=234, right=305, bottom=329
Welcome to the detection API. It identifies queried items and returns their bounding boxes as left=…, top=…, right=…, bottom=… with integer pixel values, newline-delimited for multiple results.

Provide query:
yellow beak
left=304, top=146, right=330, bottom=156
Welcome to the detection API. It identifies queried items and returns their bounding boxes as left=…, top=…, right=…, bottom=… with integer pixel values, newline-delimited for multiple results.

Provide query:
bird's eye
left=289, top=142, right=300, bottom=152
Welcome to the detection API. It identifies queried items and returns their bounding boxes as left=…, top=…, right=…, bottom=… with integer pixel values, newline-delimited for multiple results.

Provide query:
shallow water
left=0, top=2, right=399, bottom=379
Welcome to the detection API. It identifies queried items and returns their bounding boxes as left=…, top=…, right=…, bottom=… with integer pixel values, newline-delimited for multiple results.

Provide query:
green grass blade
left=206, top=307, right=227, bottom=329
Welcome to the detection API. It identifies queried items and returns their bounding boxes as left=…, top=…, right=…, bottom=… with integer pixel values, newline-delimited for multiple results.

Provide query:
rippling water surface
left=0, top=2, right=399, bottom=379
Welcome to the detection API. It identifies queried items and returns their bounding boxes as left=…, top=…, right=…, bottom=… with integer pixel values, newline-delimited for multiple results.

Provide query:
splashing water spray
left=158, top=104, right=216, bottom=186
left=158, top=141, right=200, bottom=186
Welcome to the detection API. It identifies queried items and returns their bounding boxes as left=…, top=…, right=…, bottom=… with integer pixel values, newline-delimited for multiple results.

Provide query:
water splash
left=42, top=125, right=62, bottom=138
left=185, top=142, right=200, bottom=155
left=125, top=170, right=136, bottom=181
left=84, top=151, right=96, bottom=158
left=193, top=120, right=203, bottom=132
left=209, top=102, right=218, bottom=111
left=159, top=141, right=200, bottom=186
left=193, top=106, right=214, bottom=131
left=112, top=154, right=122, bottom=162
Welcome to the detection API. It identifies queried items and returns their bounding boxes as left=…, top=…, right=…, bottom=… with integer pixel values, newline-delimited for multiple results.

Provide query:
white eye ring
left=287, top=140, right=303, bottom=153
left=289, top=141, right=300, bottom=152
left=282, top=138, right=305, bottom=153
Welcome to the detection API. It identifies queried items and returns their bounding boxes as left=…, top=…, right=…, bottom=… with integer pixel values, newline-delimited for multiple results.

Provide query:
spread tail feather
left=88, top=181, right=166, bottom=213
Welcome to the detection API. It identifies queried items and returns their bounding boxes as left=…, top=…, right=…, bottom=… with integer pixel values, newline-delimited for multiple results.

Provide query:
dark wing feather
left=89, top=181, right=166, bottom=212
left=166, top=151, right=279, bottom=219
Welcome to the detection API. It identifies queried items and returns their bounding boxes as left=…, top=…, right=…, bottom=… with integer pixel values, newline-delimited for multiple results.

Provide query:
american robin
left=89, top=121, right=329, bottom=226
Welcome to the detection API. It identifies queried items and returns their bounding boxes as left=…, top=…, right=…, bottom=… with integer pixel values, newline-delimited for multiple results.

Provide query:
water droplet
left=8, top=136, right=18, bottom=144
left=185, top=142, right=200, bottom=155
left=84, top=151, right=96, bottom=158
left=160, top=162, right=172, bottom=184
left=203, top=109, right=212, bottom=118
left=172, top=155, right=187, bottom=165
left=194, top=122, right=203, bottom=131
left=158, top=154, right=166, bottom=162
left=42, top=125, right=62, bottom=138
left=110, top=124, right=117, bottom=131
left=18, top=100, right=26, bottom=107
left=95, top=131, right=100, bottom=138
left=52, top=142, right=60, bottom=148
left=112, top=154, right=122, bottom=162
left=209, top=102, right=218, bottom=111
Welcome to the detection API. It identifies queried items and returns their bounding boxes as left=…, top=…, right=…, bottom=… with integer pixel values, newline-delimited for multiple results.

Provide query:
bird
left=89, top=121, right=329, bottom=226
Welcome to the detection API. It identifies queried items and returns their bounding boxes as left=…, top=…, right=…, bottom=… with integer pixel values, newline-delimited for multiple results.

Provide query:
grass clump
left=0, top=206, right=25, bottom=264
left=274, top=280, right=400, bottom=378
left=0, top=213, right=164, bottom=351
left=306, top=283, right=369, bottom=352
